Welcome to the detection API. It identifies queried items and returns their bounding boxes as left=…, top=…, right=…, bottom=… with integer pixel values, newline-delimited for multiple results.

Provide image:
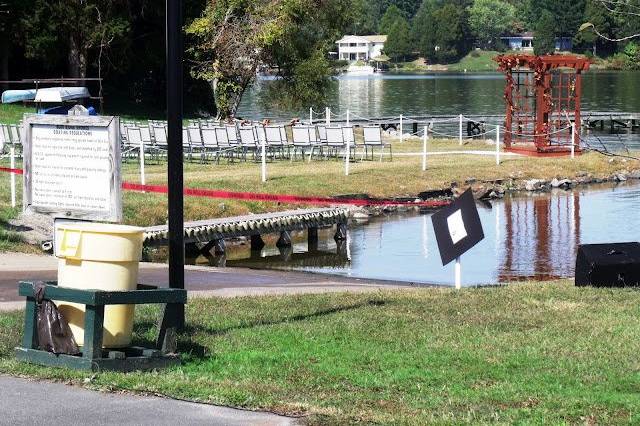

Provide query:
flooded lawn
left=194, top=182, right=640, bottom=286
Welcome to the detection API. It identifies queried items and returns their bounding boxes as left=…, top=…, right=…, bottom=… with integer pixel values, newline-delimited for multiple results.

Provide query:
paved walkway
left=0, top=253, right=412, bottom=311
left=0, top=375, right=297, bottom=425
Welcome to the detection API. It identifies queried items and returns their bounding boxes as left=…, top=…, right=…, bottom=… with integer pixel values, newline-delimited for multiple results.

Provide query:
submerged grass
left=1, top=281, right=640, bottom=424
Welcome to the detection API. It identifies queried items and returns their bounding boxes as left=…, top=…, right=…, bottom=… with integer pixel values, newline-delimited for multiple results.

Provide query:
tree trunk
left=0, top=38, right=9, bottom=92
left=68, top=36, right=88, bottom=79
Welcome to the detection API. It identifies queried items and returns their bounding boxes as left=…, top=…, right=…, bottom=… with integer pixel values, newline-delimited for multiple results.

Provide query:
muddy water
left=190, top=182, right=640, bottom=287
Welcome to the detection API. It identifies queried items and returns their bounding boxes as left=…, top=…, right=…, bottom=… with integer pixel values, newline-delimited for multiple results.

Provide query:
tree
left=533, top=10, right=556, bottom=55
left=379, top=5, right=405, bottom=34
left=432, top=3, right=467, bottom=62
left=412, top=0, right=438, bottom=58
left=348, top=0, right=382, bottom=35
left=385, top=17, right=412, bottom=61
left=468, top=0, right=516, bottom=49
left=574, top=0, right=614, bottom=55
left=187, top=0, right=351, bottom=119
left=22, top=0, right=129, bottom=78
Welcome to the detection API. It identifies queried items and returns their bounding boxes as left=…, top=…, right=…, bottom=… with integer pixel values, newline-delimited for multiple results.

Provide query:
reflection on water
left=194, top=182, right=640, bottom=287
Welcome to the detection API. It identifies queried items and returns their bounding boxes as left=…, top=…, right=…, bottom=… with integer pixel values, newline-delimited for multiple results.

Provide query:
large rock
left=524, top=179, right=548, bottom=191
left=550, top=178, right=574, bottom=189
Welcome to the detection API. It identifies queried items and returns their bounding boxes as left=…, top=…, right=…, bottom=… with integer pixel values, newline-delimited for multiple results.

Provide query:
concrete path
left=0, top=375, right=297, bottom=426
left=0, top=253, right=413, bottom=311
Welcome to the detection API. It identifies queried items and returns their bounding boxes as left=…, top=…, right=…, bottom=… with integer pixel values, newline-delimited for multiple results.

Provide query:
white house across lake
left=501, top=32, right=573, bottom=52
left=335, top=35, right=387, bottom=62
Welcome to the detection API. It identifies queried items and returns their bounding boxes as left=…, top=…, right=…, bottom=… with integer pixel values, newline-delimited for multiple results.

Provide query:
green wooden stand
left=15, top=281, right=187, bottom=372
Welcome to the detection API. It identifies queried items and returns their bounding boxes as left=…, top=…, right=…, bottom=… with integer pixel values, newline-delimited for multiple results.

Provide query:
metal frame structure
left=495, top=54, right=590, bottom=156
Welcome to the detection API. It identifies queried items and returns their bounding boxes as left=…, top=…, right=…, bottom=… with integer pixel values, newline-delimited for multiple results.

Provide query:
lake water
left=239, top=71, right=640, bottom=120
left=238, top=71, right=640, bottom=149
left=205, top=182, right=640, bottom=287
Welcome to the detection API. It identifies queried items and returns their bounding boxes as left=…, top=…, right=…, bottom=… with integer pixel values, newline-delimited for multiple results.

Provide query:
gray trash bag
left=34, top=282, right=80, bottom=355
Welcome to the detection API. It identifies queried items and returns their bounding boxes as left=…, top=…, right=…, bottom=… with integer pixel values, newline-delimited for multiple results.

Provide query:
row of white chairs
left=121, top=122, right=393, bottom=163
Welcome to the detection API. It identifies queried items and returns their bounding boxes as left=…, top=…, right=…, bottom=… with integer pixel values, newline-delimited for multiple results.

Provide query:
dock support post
left=309, top=107, right=313, bottom=125
left=278, top=246, right=293, bottom=262
left=200, top=239, right=225, bottom=256
left=399, top=114, right=403, bottom=143
left=251, top=234, right=265, bottom=252
left=325, top=107, right=330, bottom=125
left=459, top=114, right=463, bottom=145
left=334, top=222, right=347, bottom=241
left=308, top=227, right=319, bottom=252
left=276, top=231, right=292, bottom=248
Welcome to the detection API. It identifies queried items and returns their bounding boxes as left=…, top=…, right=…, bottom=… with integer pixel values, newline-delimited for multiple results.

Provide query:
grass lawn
left=448, top=51, right=501, bottom=73
left=1, top=281, right=640, bottom=424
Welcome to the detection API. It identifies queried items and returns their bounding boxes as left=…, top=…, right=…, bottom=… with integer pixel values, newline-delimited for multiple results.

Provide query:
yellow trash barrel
left=55, top=222, right=144, bottom=348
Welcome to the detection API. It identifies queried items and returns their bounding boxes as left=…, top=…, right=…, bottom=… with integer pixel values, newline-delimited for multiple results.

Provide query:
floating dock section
left=144, top=207, right=349, bottom=256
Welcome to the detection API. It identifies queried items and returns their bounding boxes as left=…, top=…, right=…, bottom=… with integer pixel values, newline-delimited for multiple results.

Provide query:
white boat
left=345, top=65, right=376, bottom=75
left=34, top=87, right=90, bottom=103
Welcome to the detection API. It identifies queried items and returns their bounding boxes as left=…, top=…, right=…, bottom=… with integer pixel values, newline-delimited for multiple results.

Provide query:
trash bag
left=34, top=282, right=80, bottom=355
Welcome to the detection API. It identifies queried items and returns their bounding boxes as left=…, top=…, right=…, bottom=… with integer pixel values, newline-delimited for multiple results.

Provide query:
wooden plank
left=83, top=304, right=105, bottom=360
left=19, top=282, right=186, bottom=306
left=94, top=288, right=187, bottom=305
left=15, top=348, right=180, bottom=372
left=15, top=348, right=94, bottom=370
left=18, top=282, right=98, bottom=305
left=22, top=298, right=37, bottom=349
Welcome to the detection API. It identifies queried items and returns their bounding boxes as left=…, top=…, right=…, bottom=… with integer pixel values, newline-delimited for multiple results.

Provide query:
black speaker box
left=575, top=242, right=640, bottom=287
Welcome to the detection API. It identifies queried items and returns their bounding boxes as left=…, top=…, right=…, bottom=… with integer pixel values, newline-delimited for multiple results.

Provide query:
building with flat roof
left=335, top=35, right=387, bottom=62
left=501, top=32, right=573, bottom=52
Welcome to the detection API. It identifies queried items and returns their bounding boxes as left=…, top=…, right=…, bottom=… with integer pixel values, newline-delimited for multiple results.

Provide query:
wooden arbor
left=495, top=54, right=590, bottom=156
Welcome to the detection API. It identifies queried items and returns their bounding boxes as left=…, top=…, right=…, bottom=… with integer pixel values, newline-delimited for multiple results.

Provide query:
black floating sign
left=431, top=188, right=484, bottom=266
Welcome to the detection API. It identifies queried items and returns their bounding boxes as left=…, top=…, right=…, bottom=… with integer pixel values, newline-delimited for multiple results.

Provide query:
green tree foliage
left=22, top=0, right=129, bottom=78
left=413, top=1, right=468, bottom=63
left=379, top=5, right=406, bottom=34
left=468, top=0, right=516, bottom=49
left=348, top=0, right=382, bottom=35
left=536, top=0, right=586, bottom=37
left=533, top=10, right=556, bottom=55
left=187, top=0, right=350, bottom=118
left=385, top=17, right=412, bottom=61
left=574, top=0, right=614, bottom=56
left=381, top=0, right=423, bottom=18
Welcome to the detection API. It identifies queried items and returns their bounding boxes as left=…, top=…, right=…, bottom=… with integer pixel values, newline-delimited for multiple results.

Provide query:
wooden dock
left=144, top=207, right=350, bottom=256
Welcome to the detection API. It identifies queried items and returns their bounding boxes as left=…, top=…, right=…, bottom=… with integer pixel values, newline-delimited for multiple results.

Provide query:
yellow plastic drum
left=55, top=222, right=144, bottom=348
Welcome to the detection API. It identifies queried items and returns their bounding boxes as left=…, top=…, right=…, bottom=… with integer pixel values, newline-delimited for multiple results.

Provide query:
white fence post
left=422, top=126, right=428, bottom=171
left=261, top=137, right=267, bottom=183
left=345, top=136, right=350, bottom=176
left=459, top=114, right=463, bottom=145
left=495, top=125, right=501, bottom=166
left=571, top=122, right=576, bottom=159
left=399, top=114, right=404, bottom=143
left=325, top=107, right=330, bottom=125
left=139, top=139, right=146, bottom=189
left=455, top=257, right=461, bottom=289
left=10, top=145, right=16, bottom=208
left=346, top=109, right=350, bottom=126
left=309, top=107, right=313, bottom=125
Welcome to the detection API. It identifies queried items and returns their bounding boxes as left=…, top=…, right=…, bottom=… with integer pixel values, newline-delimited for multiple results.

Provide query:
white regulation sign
left=23, top=115, right=122, bottom=222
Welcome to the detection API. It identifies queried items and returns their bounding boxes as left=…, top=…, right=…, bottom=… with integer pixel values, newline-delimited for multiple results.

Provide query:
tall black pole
left=166, top=0, right=184, bottom=328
